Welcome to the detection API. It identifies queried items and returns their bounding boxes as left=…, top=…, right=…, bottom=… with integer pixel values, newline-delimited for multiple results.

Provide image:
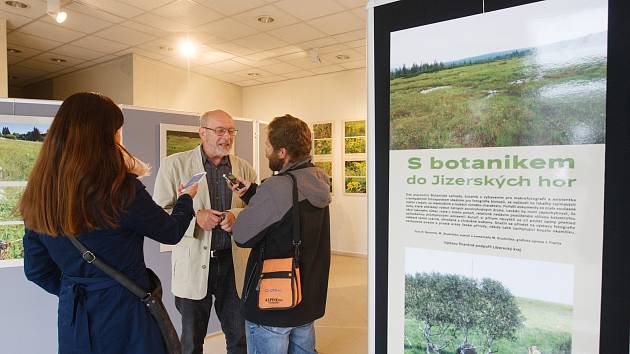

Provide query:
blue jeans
left=245, top=320, right=317, bottom=354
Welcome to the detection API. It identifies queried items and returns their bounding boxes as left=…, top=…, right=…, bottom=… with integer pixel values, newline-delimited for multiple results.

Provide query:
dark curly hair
left=267, top=114, right=312, bottom=161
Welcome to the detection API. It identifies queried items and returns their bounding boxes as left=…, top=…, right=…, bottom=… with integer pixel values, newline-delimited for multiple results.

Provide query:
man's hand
left=226, top=177, right=251, bottom=197
left=220, top=211, right=236, bottom=233
left=196, top=209, right=224, bottom=230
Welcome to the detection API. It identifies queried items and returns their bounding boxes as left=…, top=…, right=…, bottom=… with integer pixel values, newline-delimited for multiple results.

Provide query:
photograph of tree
left=313, top=160, right=333, bottom=193
left=404, top=248, right=574, bottom=354
left=313, top=122, right=333, bottom=156
left=344, top=120, right=366, bottom=154
left=0, top=121, right=50, bottom=264
left=390, top=0, right=607, bottom=150
left=344, top=160, right=366, bottom=194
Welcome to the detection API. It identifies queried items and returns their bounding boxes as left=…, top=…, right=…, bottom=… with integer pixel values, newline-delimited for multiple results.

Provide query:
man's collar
left=200, top=145, right=231, bottom=167
left=278, top=156, right=311, bottom=174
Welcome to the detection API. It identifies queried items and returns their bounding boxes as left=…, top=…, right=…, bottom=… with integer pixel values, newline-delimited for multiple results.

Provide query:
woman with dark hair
left=19, top=92, right=198, bottom=354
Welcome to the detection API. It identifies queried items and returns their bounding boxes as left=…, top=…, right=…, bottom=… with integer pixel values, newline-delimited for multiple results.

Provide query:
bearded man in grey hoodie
left=231, top=114, right=331, bottom=354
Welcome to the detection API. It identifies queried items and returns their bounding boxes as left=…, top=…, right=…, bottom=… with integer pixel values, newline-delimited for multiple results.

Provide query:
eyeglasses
left=202, top=127, right=238, bottom=136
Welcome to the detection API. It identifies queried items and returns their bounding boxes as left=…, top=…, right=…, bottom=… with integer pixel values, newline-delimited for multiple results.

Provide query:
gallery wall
left=243, top=68, right=369, bottom=255
left=51, top=55, right=134, bottom=104
left=21, top=54, right=134, bottom=104
left=132, top=55, right=243, bottom=116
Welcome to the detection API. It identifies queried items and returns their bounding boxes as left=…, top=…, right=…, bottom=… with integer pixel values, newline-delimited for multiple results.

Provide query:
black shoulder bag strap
left=286, top=172, right=302, bottom=261
left=259, top=170, right=303, bottom=262
left=68, top=236, right=182, bottom=354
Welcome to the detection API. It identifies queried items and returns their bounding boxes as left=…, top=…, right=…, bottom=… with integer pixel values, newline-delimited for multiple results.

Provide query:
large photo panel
left=380, top=0, right=611, bottom=353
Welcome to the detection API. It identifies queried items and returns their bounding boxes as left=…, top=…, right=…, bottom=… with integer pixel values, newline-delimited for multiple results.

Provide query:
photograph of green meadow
left=313, top=122, right=333, bottom=156
left=344, top=120, right=366, bottom=154
left=404, top=248, right=574, bottom=354
left=390, top=8, right=607, bottom=150
left=0, top=122, right=48, bottom=262
left=344, top=160, right=366, bottom=194
left=166, top=130, right=200, bottom=156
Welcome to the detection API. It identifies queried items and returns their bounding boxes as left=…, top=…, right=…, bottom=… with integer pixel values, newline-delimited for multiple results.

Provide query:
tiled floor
left=203, top=254, right=368, bottom=353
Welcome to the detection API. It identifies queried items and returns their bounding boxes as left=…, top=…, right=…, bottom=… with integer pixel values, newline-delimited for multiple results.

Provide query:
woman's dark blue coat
left=23, top=177, right=193, bottom=354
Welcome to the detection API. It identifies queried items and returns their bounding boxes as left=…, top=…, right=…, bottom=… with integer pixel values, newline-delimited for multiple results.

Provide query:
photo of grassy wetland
left=404, top=248, right=574, bottom=354
left=0, top=122, right=49, bottom=262
left=389, top=0, right=608, bottom=150
left=166, top=130, right=200, bottom=156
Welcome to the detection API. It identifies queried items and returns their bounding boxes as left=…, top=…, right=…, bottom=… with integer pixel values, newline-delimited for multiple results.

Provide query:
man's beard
left=268, top=153, right=285, bottom=171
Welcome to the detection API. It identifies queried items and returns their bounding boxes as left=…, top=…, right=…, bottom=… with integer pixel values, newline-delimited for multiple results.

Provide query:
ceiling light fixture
left=178, top=40, right=197, bottom=58
left=247, top=73, right=260, bottom=78
left=256, top=15, right=275, bottom=24
left=7, top=48, right=22, bottom=54
left=50, top=58, right=67, bottom=63
left=336, top=54, right=350, bottom=60
left=47, top=0, right=67, bottom=23
left=4, top=1, right=29, bottom=8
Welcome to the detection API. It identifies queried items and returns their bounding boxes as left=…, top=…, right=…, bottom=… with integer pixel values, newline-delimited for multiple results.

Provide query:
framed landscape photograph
left=159, top=123, right=201, bottom=159
left=344, top=120, right=366, bottom=154
left=343, top=159, right=367, bottom=194
left=312, top=122, right=333, bottom=156
left=0, top=115, right=52, bottom=267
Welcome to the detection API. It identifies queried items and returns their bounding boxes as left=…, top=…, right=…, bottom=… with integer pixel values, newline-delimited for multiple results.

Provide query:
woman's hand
left=178, top=182, right=199, bottom=198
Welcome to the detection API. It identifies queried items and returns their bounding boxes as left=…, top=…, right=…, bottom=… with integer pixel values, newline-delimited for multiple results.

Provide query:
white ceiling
left=2, top=0, right=367, bottom=89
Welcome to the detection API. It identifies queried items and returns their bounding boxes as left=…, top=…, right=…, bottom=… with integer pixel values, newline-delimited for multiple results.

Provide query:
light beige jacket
left=153, top=147, right=257, bottom=300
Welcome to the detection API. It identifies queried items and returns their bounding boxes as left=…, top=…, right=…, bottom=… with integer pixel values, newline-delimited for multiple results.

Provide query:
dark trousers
left=175, top=256, right=247, bottom=354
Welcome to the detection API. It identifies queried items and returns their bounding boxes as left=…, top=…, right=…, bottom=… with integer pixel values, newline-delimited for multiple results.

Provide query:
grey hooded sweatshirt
left=232, top=159, right=331, bottom=327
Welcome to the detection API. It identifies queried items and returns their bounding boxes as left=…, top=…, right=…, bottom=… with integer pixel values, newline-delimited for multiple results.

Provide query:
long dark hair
left=19, top=92, right=137, bottom=236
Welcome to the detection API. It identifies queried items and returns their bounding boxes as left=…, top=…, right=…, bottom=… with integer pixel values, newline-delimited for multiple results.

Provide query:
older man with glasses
left=154, top=109, right=257, bottom=354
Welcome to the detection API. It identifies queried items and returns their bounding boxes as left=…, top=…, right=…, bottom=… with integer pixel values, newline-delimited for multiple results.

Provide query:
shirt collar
left=200, top=145, right=231, bottom=167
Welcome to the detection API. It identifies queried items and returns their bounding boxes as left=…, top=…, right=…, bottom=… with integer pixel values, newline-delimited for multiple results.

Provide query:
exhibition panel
left=371, top=0, right=630, bottom=353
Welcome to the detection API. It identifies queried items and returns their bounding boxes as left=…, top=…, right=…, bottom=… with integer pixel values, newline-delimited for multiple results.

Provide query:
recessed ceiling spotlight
left=50, top=58, right=67, bottom=63
left=7, top=48, right=22, bottom=54
left=336, top=54, right=350, bottom=60
left=159, top=45, right=173, bottom=52
left=178, top=40, right=197, bottom=58
left=247, top=73, right=261, bottom=78
left=4, top=1, right=29, bottom=8
left=256, top=15, right=274, bottom=24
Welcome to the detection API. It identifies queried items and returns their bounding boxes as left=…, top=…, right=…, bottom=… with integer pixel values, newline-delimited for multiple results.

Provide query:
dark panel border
left=373, top=0, right=630, bottom=353
left=599, top=0, right=630, bottom=352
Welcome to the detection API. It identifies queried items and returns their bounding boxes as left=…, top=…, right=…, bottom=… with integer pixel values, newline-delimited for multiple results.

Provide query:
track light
left=47, top=0, right=67, bottom=24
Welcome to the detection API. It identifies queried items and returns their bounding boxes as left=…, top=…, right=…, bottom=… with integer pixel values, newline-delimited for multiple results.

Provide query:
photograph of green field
left=166, top=130, right=200, bottom=156
left=0, top=121, right=49, bottom=262
left=404, top=248, right=574, bottom=354
left=389, top=0, right=607, bottom=150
